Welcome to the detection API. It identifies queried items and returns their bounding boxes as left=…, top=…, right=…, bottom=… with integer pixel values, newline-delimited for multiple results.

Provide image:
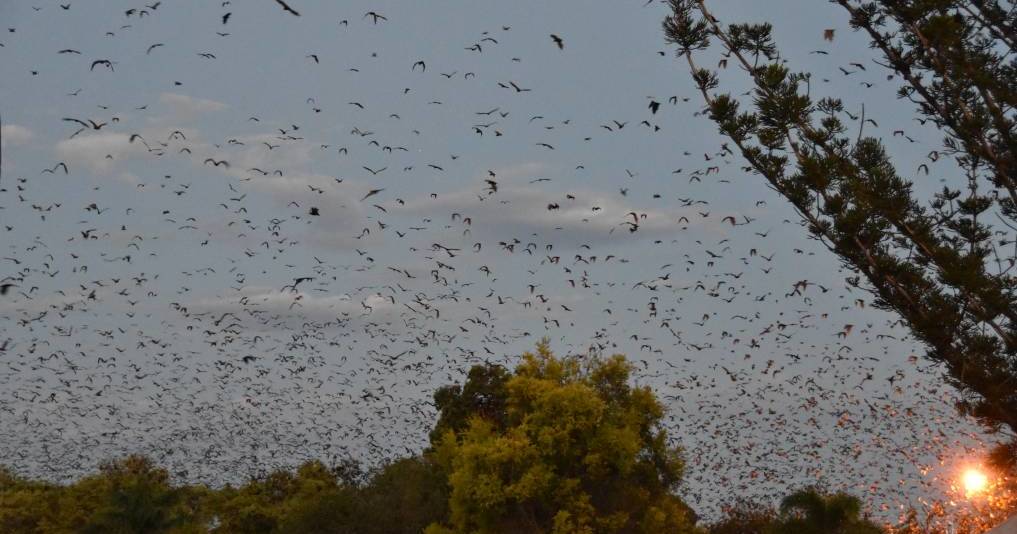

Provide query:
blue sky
left=0, top=0, right=992, bottom=522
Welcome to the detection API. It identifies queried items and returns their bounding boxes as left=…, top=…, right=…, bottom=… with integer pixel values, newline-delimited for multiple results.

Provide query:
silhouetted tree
left=663, top=0, right=1017, bottom=468
left=707, top=499, right=776, bottom=534
left=429, top=362, right=510, bottom=447
left=772, top=488, right=883, bottom=534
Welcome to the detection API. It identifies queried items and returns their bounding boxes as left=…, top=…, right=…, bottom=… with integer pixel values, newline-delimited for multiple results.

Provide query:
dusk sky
left=0, top=0, right=992, bottom=520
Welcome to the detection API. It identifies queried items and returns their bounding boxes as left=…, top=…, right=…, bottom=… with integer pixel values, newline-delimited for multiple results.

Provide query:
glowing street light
left=962, top=468, right=989, bottom=496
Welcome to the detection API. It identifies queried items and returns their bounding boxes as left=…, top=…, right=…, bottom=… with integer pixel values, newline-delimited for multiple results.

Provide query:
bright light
left=962, top=468, right=989, bottom=496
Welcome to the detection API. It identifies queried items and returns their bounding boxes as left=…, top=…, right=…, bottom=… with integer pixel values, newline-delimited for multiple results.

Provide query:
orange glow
left=962, top=468, right=988, bottom=496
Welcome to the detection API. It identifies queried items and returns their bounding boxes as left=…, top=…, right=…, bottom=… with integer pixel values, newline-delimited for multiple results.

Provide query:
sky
left=0, top=0, right=997, bottom=523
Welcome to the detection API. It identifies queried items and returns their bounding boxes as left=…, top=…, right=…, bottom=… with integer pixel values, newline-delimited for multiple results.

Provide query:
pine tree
left=662, top=0, right=1015, bottom=460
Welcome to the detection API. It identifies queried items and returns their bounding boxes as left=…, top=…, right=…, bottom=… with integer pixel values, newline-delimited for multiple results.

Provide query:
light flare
left=962, top=468, right=988, bottom=496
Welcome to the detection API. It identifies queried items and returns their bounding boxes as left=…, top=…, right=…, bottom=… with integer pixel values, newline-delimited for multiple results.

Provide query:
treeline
left=1, top=455, right=445, bottom=534
left=0, top=343, right=993, bottom=533
left=1, top=456, right=887, bottom=534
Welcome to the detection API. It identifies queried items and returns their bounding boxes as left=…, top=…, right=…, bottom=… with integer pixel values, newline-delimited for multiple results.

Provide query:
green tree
left=357, top=456, right=450, bottom=534
left=0, top=467, right=63, bottom=533
left=662, top=0, right=1017, bottom=468
left=427, top=341, right=700, bottom=534
left=273, top=460, right=359, bottom=534
left=430, top=362, right=511, bottom=447
left=76, top=455, right=199, bottom=534
left=212, top=470, right=293, bottom=534
left=209, top=456, right=447, bottom=534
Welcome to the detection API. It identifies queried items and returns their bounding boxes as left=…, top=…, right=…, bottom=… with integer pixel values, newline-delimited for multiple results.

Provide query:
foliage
left=210, top=457, right=447, bottom=534
left=0, top=467, right=62, bottom=534
left=0, top=455, right=207, bottom=534
left=705, top=491, right=888, bottom=534
left=663, top=0, right=1017, bottom=474
left=0, top=456, right=445, bottom=534
left=427, top=340, right=700, bottom=534
left=706, top=499, right=777, bottom=534
left=430, top=363, right=511, bottom=447
left=771, top=488, right=883, bottom=534
left=350, top=456, right=449, bottom=534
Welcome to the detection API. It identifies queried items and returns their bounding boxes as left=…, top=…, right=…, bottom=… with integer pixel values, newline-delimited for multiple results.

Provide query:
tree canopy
left=706, top=489, right=884, bottom=534
left=427, top=341, right=699, bottom=533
